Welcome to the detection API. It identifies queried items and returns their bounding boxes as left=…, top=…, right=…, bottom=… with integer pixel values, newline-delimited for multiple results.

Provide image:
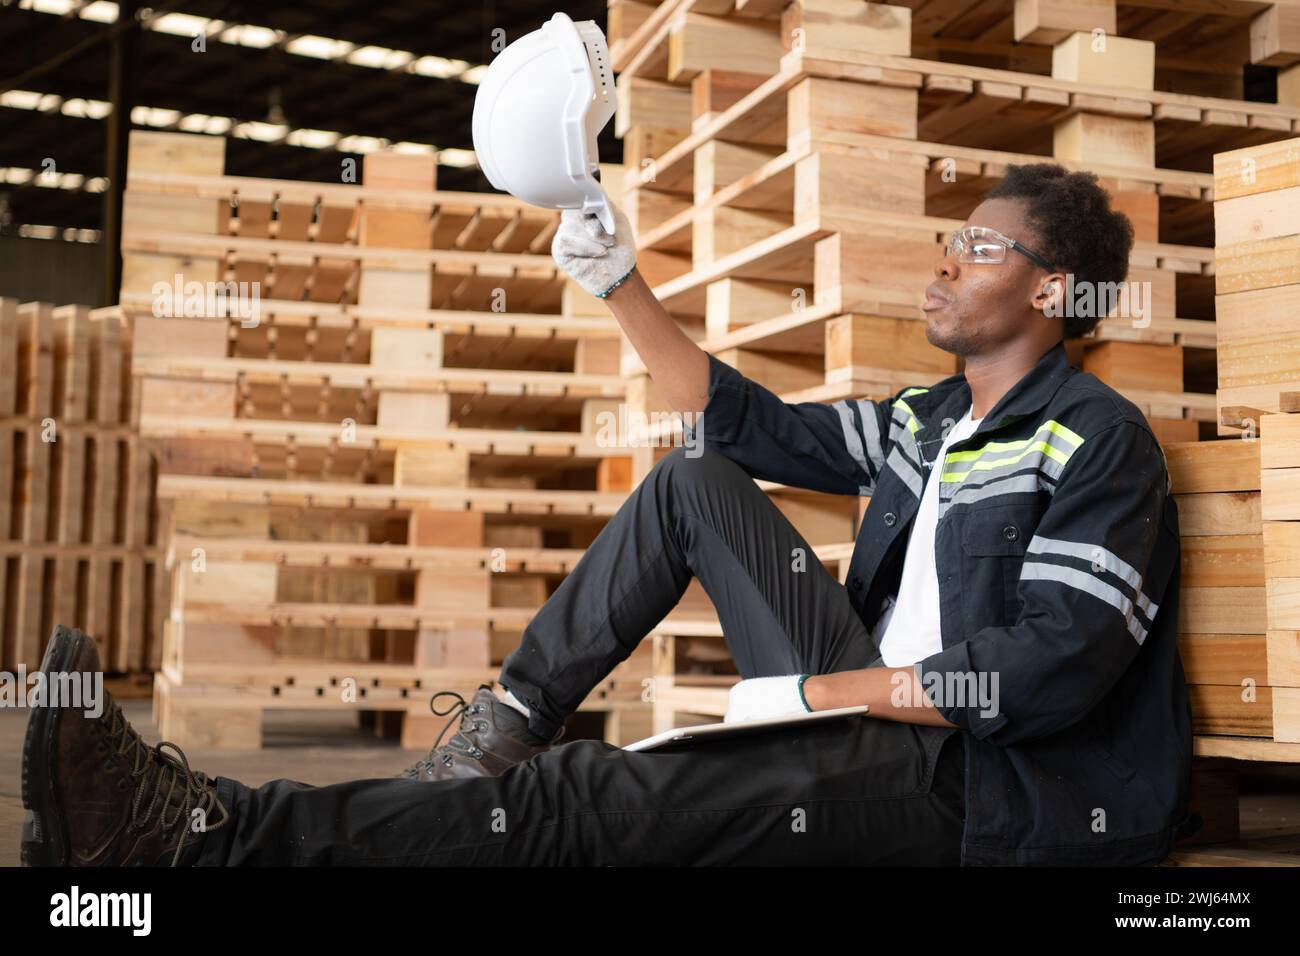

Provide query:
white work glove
left=724, top=674, right=811, bottom=724
left=551, top=202, right=638, bottom=299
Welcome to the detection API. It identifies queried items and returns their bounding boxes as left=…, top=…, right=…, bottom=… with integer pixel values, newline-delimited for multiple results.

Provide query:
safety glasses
left=944, top=226, right=1053, bottom=271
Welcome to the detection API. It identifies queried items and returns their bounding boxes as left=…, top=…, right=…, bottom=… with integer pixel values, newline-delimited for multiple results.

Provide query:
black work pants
left=197, top=447, right=967, bottom=865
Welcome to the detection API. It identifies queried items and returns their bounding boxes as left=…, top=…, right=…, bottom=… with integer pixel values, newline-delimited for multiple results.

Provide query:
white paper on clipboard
left=622, top=705, right=871, bottom=752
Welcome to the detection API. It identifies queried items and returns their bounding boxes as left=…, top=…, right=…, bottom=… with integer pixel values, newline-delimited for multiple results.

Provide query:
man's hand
left=551, top=202, right=637, bottom=299
left=724, top=674, right=811, bottom=723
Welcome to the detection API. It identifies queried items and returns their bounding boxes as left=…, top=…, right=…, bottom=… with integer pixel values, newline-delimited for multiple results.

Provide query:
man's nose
left=935, top=254, right=959, bottom=280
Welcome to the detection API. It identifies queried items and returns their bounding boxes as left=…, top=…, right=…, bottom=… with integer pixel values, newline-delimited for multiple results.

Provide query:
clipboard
left=622, top=705, right=871, bottom=752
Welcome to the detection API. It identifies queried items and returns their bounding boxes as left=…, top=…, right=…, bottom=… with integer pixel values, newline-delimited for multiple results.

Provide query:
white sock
left=501, top=688, right=531, bottom=718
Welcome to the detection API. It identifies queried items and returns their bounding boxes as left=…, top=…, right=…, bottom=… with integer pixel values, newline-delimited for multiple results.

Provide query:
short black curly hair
left=985, top=163, right=1134, bottom=337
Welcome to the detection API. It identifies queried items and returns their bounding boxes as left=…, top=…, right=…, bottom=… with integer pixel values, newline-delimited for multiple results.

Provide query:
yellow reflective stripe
left=940, top=439, right=1074, bottom=482
left=890, top=396, right=923, bottom=435
left=899, top=387, right=929, bottom=398
left=939, top=417, right=1086, bottom=483
left=1041, top=419, right=1084, bottom=448
left=943, top=418, right=1084, bottom=462
left=945, top=438, right=1031, bottom=463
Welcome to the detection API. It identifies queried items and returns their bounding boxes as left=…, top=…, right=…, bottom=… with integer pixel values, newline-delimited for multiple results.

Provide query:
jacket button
left=1002, top=525, right=1019, bottom=541
left=883, top=512, right=897, bottom=527
left=850, top=577, right=863, bottom=591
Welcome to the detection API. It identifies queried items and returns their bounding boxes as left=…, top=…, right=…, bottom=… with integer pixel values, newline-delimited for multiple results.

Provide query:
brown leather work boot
left=21, top=625, right=230, bottom=867
left=399, top=684, right=564, bottom=782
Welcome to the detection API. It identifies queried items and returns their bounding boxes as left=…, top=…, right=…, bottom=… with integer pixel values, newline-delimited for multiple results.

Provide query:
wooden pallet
left=611, top=9, right=1237, bottom=448
left=119, top=130, right=652, bottom=748
left=610, top=0, right=1300, bottom=100
left=626, top=338, right=1214, bottom=460
left=122, top=165, right=563, bottom=312
left=0, top=299, right=165, bottom=673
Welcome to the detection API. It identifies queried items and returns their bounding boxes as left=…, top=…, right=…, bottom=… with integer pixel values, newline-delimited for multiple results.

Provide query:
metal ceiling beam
left=102, top=0, right=141, bottom=304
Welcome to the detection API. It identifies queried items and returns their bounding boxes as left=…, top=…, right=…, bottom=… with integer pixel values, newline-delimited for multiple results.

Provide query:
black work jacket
left=692, top=340, right=1197, bottom=865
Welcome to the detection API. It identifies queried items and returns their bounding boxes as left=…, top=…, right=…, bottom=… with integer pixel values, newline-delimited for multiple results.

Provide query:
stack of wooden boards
left=607, top=0, right=1300, bottom=733
left=120, top=129, right=652, bottom=748
left=1147, top=135, right=1300, bottom=845
left=0, top=299, right=165, bottom=675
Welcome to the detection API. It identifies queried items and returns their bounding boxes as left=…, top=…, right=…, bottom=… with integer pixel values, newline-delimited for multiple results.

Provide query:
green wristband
left=596, top=265, right=636, bottom=299
left=797, top=674, right=812, bottom=712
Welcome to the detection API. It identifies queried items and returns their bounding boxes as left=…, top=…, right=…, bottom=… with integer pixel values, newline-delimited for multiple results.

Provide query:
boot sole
left=20, top=625, right=82, bottom=867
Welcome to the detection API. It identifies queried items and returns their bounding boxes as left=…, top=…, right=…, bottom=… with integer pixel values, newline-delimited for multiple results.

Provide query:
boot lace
left=104, top=694, right=231, bottom=866
left=404, top=685, right=490, bottom=777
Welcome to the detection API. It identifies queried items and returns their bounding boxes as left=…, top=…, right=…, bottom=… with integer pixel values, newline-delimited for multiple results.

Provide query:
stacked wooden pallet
left=119, top=130, right=651, bottom=749
left=0, top=298, right=165, bottom=674
left=1152, top=133, right=1300, bottom=844
left=604, top=0, right=1300, bottom=736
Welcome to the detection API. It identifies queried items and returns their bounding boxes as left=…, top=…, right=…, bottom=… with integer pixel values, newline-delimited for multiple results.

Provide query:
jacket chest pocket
left=959, top=505, right=1033, bottom=627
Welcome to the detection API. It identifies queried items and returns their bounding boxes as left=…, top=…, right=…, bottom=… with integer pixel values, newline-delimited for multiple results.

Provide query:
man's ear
left=1032, top=271, right=1068, bottom=317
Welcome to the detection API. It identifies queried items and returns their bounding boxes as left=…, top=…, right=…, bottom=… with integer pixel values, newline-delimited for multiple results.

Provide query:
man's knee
left=650, top=444, right=751, bottom=490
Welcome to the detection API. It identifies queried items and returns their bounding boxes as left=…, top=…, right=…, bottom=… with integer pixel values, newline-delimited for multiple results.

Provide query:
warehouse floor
left=2, top=702, right=1299, bottom=867
left=0, top=698, right=420, bottom=867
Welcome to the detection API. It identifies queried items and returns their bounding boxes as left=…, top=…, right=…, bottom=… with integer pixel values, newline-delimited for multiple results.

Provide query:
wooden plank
left=115, top=437, right=154, bottom=671
left=49, top=306, right=92, bottom=636
left=1215, top=233, right=1300, bottom=294
left=780, top=0, right=911, bottom=57
left=667, top=11, right=784, bottom=83
left=85, top=316, right=123, bottom=649
left=1215, top=185, right=1300, bottom=246
left=1014, top=0, right=1117, bottom=45
left=0, top=299, right=17, bottom=417
left=1165, top=439, right=1261, bottom=493
left=14, top=304, right=54, bottom=668
left=155, top=474, right=627, bottom=515
left=1188, top=683, right=1273, bottom=736
left=1180, top=587, right=1268, bottom=634
left=1051, top=32, right=1154, bottom=91
left=1174, top=491, right=1262, bottom=536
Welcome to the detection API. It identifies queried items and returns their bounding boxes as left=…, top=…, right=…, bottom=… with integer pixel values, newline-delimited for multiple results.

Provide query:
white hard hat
left=472, top=12, right=617, bottom=234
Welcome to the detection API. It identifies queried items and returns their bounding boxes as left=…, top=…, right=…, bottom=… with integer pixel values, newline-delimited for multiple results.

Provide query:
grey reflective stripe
left=944, top=449, right=1066, bottom=489
left=1021, top=561, right=1148, bottom=644
left=832, top=400, right=870, bottom=477
left=833, top=400, right=887, bottom=483
left=854, top=399, right=886, bottom=470
left=891, top=419, right=924, bottom=468
left=886, top=446, right=924, bottom=497
left=889, top=405, right=921, bottom=450
left=940, top=471, right=1049, bottom=512
left=936, top=474, right=1051, bottom=519
left=1026, top=536, right=1159, bottom=619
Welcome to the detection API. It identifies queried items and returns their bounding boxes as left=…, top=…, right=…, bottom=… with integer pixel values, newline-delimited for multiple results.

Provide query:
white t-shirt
left=872, top=405, right=983, bottom=667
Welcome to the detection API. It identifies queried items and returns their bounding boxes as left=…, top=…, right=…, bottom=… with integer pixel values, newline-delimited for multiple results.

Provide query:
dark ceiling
left=0, top=1, right=618, bottom=235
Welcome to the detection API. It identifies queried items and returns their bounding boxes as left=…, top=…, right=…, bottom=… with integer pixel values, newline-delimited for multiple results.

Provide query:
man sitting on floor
left=22, top=163, right=1198, bottom=866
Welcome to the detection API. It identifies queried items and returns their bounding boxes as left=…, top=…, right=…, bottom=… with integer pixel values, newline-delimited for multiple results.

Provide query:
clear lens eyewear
left=945, top=226, right=1052, bottom=271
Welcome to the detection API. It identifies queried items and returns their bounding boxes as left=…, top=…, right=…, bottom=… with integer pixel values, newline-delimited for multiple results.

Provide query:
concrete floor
left=0, top=698, right=423, bottom=867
